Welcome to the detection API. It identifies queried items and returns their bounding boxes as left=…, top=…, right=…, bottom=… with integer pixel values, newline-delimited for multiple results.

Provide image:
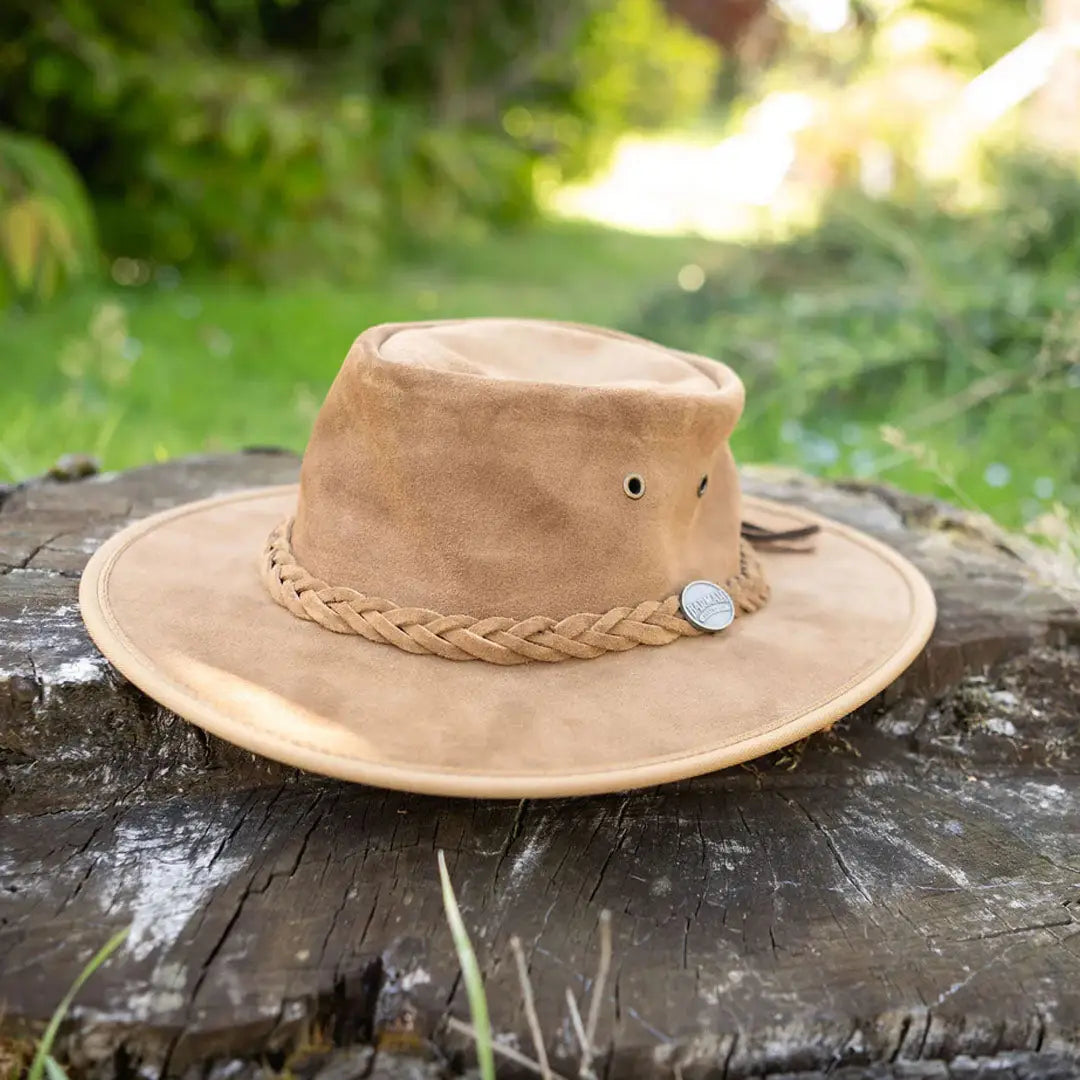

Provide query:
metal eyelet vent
left=623, top=473, right=645, bottom=499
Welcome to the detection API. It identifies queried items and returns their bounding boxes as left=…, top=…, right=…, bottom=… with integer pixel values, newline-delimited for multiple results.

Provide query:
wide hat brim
left=80, top=486, right=935, bottom=798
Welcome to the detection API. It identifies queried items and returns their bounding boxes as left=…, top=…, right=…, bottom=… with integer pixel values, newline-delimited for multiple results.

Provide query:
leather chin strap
left=741, top=521, right=821, bottom=546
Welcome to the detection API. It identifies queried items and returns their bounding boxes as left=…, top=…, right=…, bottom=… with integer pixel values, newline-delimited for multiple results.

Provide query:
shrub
left=0, top=128, right=98, bottom=305
left=633, top=154, right=1080, bottom=524
left=572, top=0, right=720, bottom=162
left=0, top=0, right=720, bottom=284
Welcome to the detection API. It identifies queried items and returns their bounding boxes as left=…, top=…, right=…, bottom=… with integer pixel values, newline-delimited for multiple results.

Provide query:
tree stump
left=2, top=451, right=1079, bottom=1080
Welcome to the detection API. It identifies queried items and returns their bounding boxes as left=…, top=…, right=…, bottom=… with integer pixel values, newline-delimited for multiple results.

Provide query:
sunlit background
left=2, top=0, right=1078, bottom=552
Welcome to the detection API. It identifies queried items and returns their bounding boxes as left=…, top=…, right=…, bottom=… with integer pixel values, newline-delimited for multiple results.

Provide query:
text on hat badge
left=679, top=580, right=736, bottom=632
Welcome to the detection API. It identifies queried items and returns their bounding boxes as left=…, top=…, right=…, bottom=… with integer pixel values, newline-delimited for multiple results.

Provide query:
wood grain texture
left=2, top=452, right=1079, bottom=1080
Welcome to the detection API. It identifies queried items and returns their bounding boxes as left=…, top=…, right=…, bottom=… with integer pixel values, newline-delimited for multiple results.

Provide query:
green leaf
left=1, top=198, right=44, bottom=294
left=38, top=195, right=79, bottom=270
left=36, top=247, right=60, bottom=302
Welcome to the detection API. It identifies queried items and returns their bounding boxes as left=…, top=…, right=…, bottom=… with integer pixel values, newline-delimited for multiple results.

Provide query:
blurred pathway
left=548, top=93, right=816, bottom=239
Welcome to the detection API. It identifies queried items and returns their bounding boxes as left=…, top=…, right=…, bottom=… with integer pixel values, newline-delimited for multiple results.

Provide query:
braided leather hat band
left=261, top=519, right=770, bottom=665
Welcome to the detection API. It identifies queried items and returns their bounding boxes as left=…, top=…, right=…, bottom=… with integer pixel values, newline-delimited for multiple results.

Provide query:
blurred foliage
left=763, top=0, right=1034, bottom=84
left=908, top=0, right=1036, bottom=72
left=634, top=153, right=1080, bottom=521
left=742, top=0, right=1041, bottom=198
left=3, top=155, right=1077, bottom=526
left=0, top=128, right=97, bottom=306
left=0, top=0, right=719, bottom=288
left=576, top=0, right=719, bottom=132
left=0, top=222, right=716, bottom=479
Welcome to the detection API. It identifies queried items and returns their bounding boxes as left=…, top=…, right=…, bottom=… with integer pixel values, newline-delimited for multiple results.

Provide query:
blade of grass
left=27, top=926, right=129, bottom=1080
left=42, top=1055, right=70, bottom=1080
left=437, top=850, right=495, bottom=1080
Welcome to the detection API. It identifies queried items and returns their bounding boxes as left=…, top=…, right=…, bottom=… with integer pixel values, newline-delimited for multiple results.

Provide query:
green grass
left=2, top=212, right=1077, bottom=533
left=1, top=222, right=716, bottom=479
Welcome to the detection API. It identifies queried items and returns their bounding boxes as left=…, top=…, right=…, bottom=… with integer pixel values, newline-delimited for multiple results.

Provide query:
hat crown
left=291, top=319, right=746, bottom=619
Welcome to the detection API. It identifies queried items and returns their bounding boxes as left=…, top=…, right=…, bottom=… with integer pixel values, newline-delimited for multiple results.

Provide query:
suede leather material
left=80, top=489, right=935, bottom=797
left=291, top=320, right=745, bottom=619
left=78, top=318, right=937, bottom=797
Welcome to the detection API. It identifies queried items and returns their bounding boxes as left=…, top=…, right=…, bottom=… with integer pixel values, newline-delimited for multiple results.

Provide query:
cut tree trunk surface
left=2, top=451, right=1079, bottom=1080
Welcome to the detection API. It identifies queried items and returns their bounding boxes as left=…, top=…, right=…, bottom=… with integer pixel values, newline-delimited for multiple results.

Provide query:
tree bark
left=2, top=452, right=1079, bottom=1080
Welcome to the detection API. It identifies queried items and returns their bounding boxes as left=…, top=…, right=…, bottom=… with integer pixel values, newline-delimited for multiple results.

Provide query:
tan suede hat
left=80, top=318, right=935, bottom=797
